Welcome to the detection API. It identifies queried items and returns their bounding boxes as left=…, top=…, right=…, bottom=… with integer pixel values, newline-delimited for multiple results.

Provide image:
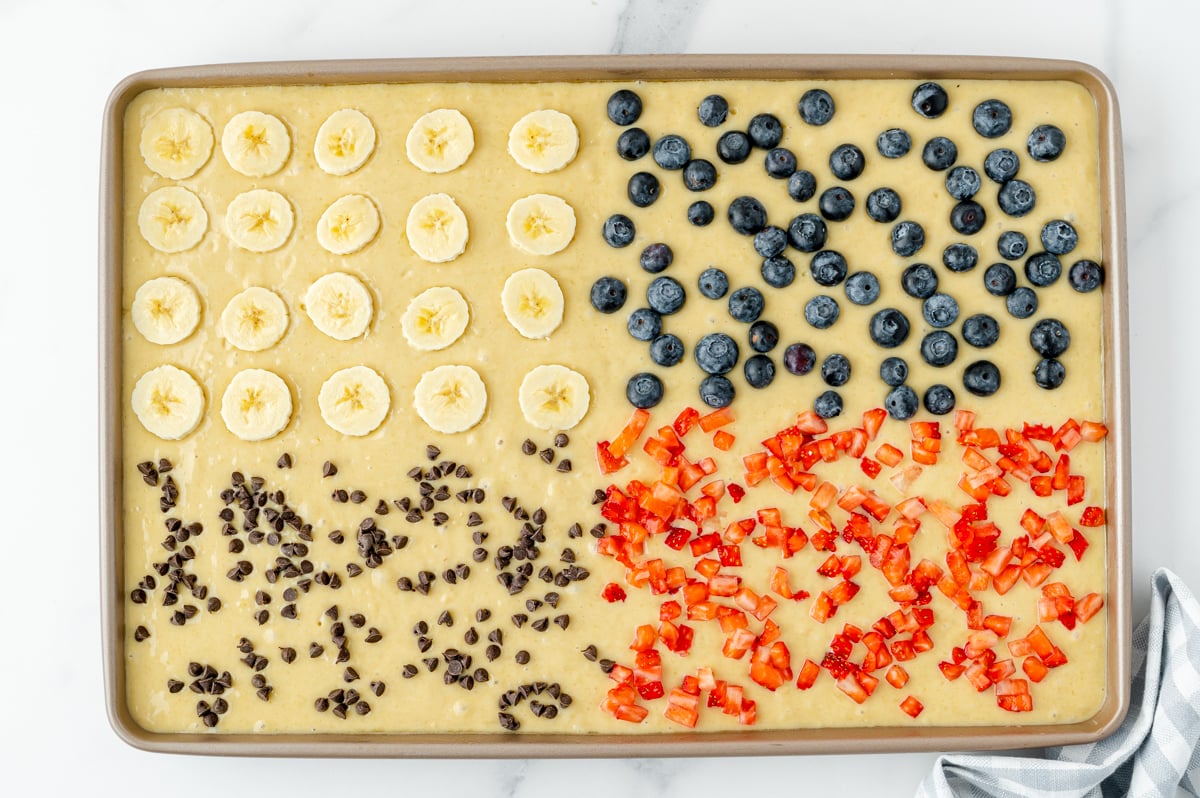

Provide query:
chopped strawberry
left=596, top=441, right=629, bottom=475
left=1066, top=530, right=1090, bottom=561
left=601, top=582, right=627, bottom=603
left=899, top=695, right=924, bottom=718
left=1079, top=506, right=1106, bottom=527
left=886, top=664, right=909, bottom=688
left=609, top=408, right=652, bottom=458
left=1079, top=420, right=1108, bottom=442
left=860, top=457, right=882, bottom=479
left=1075, top=592, right=1104, bottom=623
left=673, top=406, right=701, bottom=437
left=698, top=406, right=735, bottom=433
left=875, top=443, right=904, bottom=467
left=712, top=430, right=735, bottom=451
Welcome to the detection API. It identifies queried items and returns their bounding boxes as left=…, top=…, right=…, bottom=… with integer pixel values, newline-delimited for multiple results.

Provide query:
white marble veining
left=1, top=0, right=1195, bottom=794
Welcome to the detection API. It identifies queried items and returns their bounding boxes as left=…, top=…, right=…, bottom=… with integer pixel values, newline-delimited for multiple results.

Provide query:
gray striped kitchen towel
left=917, top=568, right=1200, bottom=797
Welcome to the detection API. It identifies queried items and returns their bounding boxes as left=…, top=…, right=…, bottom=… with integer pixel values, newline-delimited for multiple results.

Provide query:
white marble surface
left=0, top=0, right=1196, bottom=794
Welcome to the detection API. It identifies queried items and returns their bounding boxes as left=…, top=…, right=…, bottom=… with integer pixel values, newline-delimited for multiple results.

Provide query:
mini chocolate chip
left=511, top=614, right=527, bottom=628
left=397, top=577, right=413, bottom=592
left=515, top=650, right=530, bottom=665
left=532, top=508, right=547, bottom=525
left=426, top=445, right=441, bottom=461
left=539, top=448, right=554, bottom=464
left=365, top=628, right=382, bottom=644
left=350, top=490, right=367, bottom=504
left=375, top=500, right=389, bottom=515
left=485, top=644, right=501, bottom=661
left=423, top=658, right=439, bottom=672
left=437, top=610, right=453, bottom=627
left=472, top=547, right=488, bottom=562
left=599, top=658, right=615, bottom=673
left=309, top=643, right=324, bottom=658
left=322, top=461, right=337, bottom=478
left=344, top=667, right=359, bottom=682
left=133, top=625, right=150, bottom=641
left=556, top=460, right=572, bottom=473
left=554, top=615, right=570, bottom=629
left=207, top=597, right=222, bottom=613
left=402, top=664, right=418, bottom=679
left=521, top=439, right=536, bottom=455
left=499, top=712, right=519, bottom=731
left=348, top=613, right=365, bottom=628
left=167, top=679, right=184, bottom=693
left=531, top=618, right=549, bottom=632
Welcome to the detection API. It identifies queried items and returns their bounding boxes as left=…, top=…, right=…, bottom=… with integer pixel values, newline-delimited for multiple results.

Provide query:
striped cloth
left=917, top=568, right=1200, bottom=797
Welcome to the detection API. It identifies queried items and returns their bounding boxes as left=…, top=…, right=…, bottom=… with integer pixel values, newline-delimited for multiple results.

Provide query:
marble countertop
left=0, top=0, right=1192, bottom=794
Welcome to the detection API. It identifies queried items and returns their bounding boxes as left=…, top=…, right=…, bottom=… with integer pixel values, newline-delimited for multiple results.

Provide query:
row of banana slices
left=140, top=105, right=579, bottom=181
left=132, top=361, right=590, bottom=442
left=132, top=266, right=567, bottom=350
left=137, top=186, right=577, bottom=261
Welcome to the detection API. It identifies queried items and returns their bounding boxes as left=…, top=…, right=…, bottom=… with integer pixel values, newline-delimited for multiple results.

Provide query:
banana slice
left=314, top=108, right=376, bottom=176
left=131, top=276, right=202, bottom=345
left=220, top=287, right=289, bottom=351
left=400, top=286, right=470, bottom=351
left=220, top=368, right=293, bottom=441
left=508, top=110, right=579, bottom=173
left=224, top=189, right=294, bottom=253
left=319, top=365, right=390, bottom=437
left=304, top=272, right=372, bottom=340
left=518, top=364, right=590, bottom=431
left=221, top=111, right=290, bottom=177
left=137, top=186, right=208, bottom=253
left=140, top=107, right=213, bottom=179
left=413, top=365, right=487, bottom=434
left=505, top=194, right=575, bottom=256
left=316, top=194, right=381, bottom=255
left=501, top=268, right=564, bottom=339
left=405, top=108, right=474, bottom=174
left=405, top=193, right=469, bottom=263
left=131, top=364, right=205, bottom=440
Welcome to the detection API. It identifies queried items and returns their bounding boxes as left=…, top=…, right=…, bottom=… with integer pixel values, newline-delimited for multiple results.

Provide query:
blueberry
left=962, top=313, right=1000, bottom=348
left=717, top=130, right=752, bottom=164
left=998, top=179, right=1036, bottom=217
left=590, top=276, right=627, bottom=314
left=983, top=262, right=1017, bottom=296
left=626, top=372, right=663, bottom=408
left=1006, top=287, right=1039, bottom=319
left=810, top=250, right=848, bottom=286
left=688, top=201, right=715, bottom=227
left=845, top=271, right=880, bottom=305
left=749, top=320, right=779, bottom=353
left=617, top=128, right=651, bottom=161
left=799, top=89, right=835, bottom=125
left=901, top=263, right=939, bottom=299
left=1033, top=358, right=1066, bottom=389
left=1068, top=259, right=1103, bottom=293
left=649, top=334, right=685, bottom=367
left=1028, top=124, right=1066, bottom=162
left=805, top=295, right=841, bottom=329
left=626, top=308, right=662, bottom=341
left=1040, top=220, right=1078, bottom=256
left=922, top=293, right=960, bottom=328
left=879, top=356, right=909, bottom=387
left=885, top=385, right=919, bottom=420
left=829, top=144, right=865, bottom=180
left=821, top=353, right=851, bottom=386
left=747, top=113, right=783, bottom=149
left=943, top=243, right=979, bottom=273
left=761, top=256, right=796, bottom=288
left=984, top=148, right=1021, bottom=183
left=921, top=331, right=958, bottom=367
left=788, top=213, right=827, bottom=252
left=603, top=214, right=636, bottom=248
left=950, top=201, right=987, bottom=235
left=972, top=99, right=1013, bottom=138
left=912, top=82, right=949, bottom=118
left=765, top=147, right=798, bottom=179
left=653, top=134, right=691, bottom=170
left=997, top=230, right=1028, bottom=260
left=698, top=94, right=729, bottom=127
left=754, top=226, right=788, bottom=258
left=744, top=355, right=776, bottom=389
left=698, top=267, right=729, bottom=300
left=783, top=343, right=817, bottom=375
left=640, top=242, right=673, bottom=273
left=1029, top=318, right=1071, bottom=358
left=877, top=128, right=912, bottom=158
left=924, top=384, right=956, bottom=415
left=819, top=186, right=855, bottom=221
left=627, top=172, right=660, bottom=207
left=647, top=276, right=685, bottom=315
left=695, top=333, right=740, bottom=375
left=1025, top=252, right=1062, bottom=287
left=945, top=166, right=981, bottom=200
left=787, top=170, right=817, bottom=202
left=728, top=196, right=768, bottom=235
left=891, top=221, right=926, bottom=257
left=607, top=89, right=643, bottom=126
left=728, top=287, right=764, bottom=323
left=870, top=308, right=911, bottom=348
left=814, top=390, right=844, bottom=419
left=699, top=375, right=735, bottom=408
left=922, top=136, right=958, bottom=171
left=866, top=187, right=902, bottom=223
left=683, top=158, right=717, bottom=191
left=963, top=360, right=1002, bottom=396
